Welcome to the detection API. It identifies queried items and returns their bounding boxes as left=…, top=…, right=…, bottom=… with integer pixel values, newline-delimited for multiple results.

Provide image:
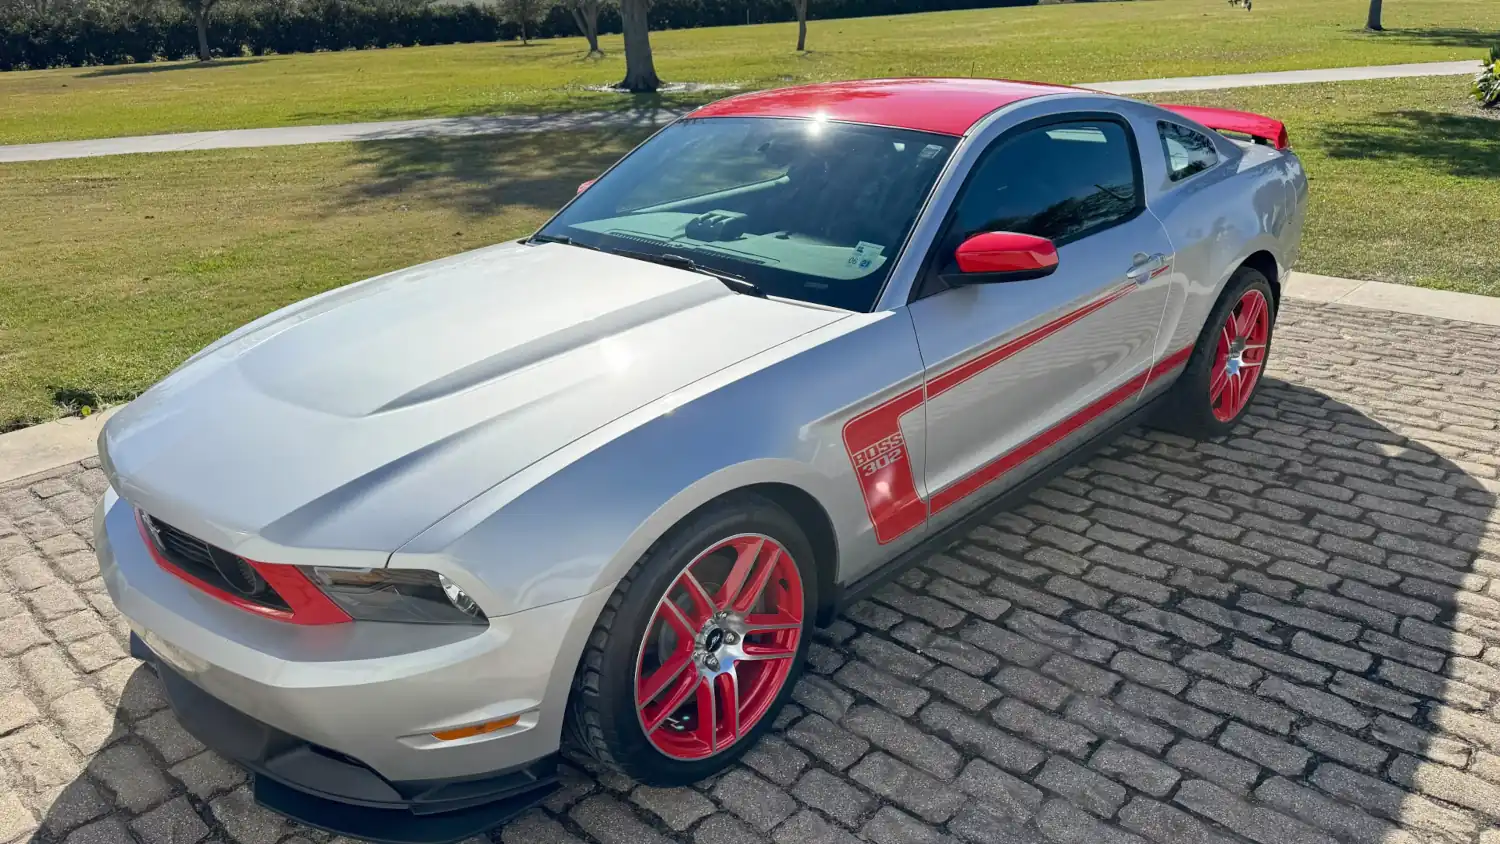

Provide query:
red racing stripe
left=842, top=275, right=1189, bottom=545
left=929, top=344, right=1193, bottom=514
left=926, top=283, right=1137, bottom=400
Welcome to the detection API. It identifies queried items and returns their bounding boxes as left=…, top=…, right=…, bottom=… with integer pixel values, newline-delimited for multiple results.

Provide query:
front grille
left=142, top=514, right=291, bottom=612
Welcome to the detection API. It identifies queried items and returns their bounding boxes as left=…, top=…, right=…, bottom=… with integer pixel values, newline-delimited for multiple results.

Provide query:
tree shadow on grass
left=78, top=58, right=268, bottom=78
left=330, top=121, right=660, bottom=217
left=286, top=90, right=712, bottom=128
left=1321, top=109, right=1500, bottom=180
left=1378, top=27, right=1500, bottom=50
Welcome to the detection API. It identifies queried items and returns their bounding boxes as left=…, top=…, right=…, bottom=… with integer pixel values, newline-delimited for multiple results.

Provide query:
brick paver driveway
left=4, top=299, right=1500, bottom=844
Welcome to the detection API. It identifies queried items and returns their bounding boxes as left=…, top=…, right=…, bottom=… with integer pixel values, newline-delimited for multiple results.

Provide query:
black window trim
left=1157, top=119, right=1222, bottom=184
left=910, top=111, right=1148, bottom=304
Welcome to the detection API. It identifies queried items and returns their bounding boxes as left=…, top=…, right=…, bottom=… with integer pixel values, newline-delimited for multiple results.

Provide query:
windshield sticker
left=848, top=241, right=885, bottom=268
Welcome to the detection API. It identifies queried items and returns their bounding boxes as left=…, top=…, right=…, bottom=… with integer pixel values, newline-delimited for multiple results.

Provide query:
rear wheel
left=1158, top=267, right=1275, bottom=438
left=568, top=495, right=814, bottom=785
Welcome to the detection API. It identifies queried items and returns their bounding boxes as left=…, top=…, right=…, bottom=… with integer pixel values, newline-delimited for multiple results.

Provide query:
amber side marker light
left=431, top=715, right=521, bottom=741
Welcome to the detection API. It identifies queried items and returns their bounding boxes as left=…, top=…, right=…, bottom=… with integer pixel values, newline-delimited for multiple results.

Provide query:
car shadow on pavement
left=15, top=302, right=1500, bottom=843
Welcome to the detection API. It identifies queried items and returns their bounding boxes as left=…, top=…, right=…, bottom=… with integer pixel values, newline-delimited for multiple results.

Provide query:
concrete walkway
left=2, top=270, right=1497, bottom=485
left=1090, top=58, right=1480, bottom=95
left=0, top=60, right=1480, bottom=163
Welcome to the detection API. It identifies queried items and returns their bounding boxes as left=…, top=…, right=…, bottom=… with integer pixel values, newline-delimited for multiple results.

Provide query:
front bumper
left=95, top=487, right=614, bottom=840
left=132, top=634, right=557, bottom=844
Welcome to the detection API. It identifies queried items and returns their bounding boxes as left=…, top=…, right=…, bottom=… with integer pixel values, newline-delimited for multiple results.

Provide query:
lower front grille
left=141, top=514, right=291, bottom=612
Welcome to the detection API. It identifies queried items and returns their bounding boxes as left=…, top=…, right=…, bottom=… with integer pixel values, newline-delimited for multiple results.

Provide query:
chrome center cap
left=696, top=614, right=748, bottom=677
left=1225, top=336, right=1248, bottom=376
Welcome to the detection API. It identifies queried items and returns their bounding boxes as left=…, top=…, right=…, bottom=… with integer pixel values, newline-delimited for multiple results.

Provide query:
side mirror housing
left=576, top=179, right=597, bottom=194
left=948, top=231, right=1059, bottom=284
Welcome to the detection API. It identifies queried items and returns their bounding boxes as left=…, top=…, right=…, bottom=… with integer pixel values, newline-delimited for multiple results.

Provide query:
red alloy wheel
left=634, top=534, right=804, bottom=760
left=1209, top=288, right=1270, bottom=423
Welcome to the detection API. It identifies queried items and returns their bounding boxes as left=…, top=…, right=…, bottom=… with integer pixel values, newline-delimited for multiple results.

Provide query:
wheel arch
left=1239, top=249, right=1280, bottom=309
left=739, top=482, right=841, bottom=627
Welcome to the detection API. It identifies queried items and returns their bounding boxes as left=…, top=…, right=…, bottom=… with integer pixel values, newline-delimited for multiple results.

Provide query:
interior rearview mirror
left=947, top=231, right=1059, bottom=284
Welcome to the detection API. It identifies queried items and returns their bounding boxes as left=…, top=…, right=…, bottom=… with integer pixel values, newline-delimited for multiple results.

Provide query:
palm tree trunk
left=1365, top=0, right=1383, bottom=31
left=796, top=3, right=807, bottom=51
left=617, top=0, right=659, bottom=92
left=194, top=7, right=210, bottom=60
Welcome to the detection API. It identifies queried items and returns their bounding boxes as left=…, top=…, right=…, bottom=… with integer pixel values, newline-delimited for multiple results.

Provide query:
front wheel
left=1157, top=267, right=1275, bottom=438
left=567, top=495, right=814, bottom=785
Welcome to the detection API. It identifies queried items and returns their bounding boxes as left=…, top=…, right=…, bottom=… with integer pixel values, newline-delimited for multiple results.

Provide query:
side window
left=1158, top=121, right=1219, bottom=182
left=935, top=120, right=1141, bottom=274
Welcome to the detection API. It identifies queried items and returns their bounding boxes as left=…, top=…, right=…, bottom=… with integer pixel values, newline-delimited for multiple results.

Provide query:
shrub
left=0, top=0, right=1041, bottom=70
left=1474, top=46, right=1500, bottom=109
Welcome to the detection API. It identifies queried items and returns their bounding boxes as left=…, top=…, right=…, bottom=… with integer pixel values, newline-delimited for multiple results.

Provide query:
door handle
left=1126, top=252, right=1168, bottom=283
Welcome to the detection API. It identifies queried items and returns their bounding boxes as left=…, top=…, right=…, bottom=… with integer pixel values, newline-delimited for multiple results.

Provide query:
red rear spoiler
left=1160, top=104, right=1290, bottom=150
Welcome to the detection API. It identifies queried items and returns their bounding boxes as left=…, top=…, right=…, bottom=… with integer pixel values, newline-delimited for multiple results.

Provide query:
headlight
left=299, top=567, right=487, bottom=625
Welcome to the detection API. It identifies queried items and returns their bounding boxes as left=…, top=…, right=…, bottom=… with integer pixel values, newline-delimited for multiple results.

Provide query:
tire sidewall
left=1178, top=268, right=1277, bottom=436
left=593, top=500, right=816, bottom=784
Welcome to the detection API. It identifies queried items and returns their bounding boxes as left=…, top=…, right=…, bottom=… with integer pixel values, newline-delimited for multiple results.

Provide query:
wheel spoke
left=677, top=572, right=717, bottom=627
left=730, top=546, right=781, bottom=614
left=643, top=671, right=701, bottom=733
left=717, top=538, right=766, bottom=611
left=741, top=641, right=798, bottom=661
left=1224, top=373, right=1243, bottom=416
left=695, top=671, right=717, bottom=751
left=638, top=652, right=692, bottom=709
left=1209, top=362, right=1231, bottom=402
left=1219, top=323, right=1234, bottom=358
left=1237, top=293, right=1266, bottom=337
left=660, top=599, right=698, bottom=642
left=743, top=619, right=802, bottom=632
left=718, top=671, right=740, bottom=750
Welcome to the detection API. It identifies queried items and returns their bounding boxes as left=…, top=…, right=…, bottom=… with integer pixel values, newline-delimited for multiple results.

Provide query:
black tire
left=566, top=493, right=816, bottom=786
left=1156, top=266, right=1276, bottom=438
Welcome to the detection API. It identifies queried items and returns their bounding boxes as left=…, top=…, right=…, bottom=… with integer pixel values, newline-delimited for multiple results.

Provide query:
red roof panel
left=687, top=78, right=1077, bottom=136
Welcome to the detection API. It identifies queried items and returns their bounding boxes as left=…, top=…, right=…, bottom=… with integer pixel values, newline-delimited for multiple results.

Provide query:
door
left=907, top=115, right=1173, bottom=523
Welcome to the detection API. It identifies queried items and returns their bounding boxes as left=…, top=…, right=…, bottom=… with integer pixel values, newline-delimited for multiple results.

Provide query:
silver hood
left=101, top=242, right=846, bottom=562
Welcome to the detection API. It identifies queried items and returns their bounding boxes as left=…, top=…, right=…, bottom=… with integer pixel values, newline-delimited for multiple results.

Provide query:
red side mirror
left=576, top=179, right=596, bottom=195
left=953, top=231, right=1059, bottom=282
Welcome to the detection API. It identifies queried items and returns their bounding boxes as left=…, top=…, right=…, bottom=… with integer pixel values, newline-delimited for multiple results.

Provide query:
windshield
left=538, top=117, right=957, bottom=311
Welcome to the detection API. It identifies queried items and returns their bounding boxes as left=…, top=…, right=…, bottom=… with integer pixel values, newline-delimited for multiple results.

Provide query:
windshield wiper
left=527, top=233, right=599, bottom=251
left=614, top=250, right=766, bottom=298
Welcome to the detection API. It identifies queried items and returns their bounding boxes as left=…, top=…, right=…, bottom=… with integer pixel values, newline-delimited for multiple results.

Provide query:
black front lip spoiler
left=131, top=633, right=558, bottom=844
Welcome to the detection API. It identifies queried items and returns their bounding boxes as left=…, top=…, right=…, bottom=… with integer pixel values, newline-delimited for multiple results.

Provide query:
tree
left=180, top=0, right=219, bottom=60
left=792, top=0, right=808, bottom=51
left=499, top=0, right=547, bottom=44
left=616, top=0, right=659, bottom=91
left=568, top=0, right=608, bottom=55
left=1365, top=0, right=1382, bottom=31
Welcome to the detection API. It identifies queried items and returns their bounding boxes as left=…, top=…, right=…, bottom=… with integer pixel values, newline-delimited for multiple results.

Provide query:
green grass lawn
left=1, top=0, right=1496, bottom=143
left=1144, top=77, right=1500, bottom=296
left=1, top=74, right=1496, bottom=431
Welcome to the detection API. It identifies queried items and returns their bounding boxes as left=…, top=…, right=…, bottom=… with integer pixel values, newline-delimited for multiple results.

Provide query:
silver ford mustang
left=95, top=78, right=1306, bottom=842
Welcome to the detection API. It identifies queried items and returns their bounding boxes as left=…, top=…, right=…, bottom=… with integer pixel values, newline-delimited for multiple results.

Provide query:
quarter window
left=1159, top=121, right=1219, bottom=182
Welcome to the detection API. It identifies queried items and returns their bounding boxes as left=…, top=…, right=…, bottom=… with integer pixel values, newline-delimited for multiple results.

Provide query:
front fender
left=388, top=310, right=920, bottom=620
